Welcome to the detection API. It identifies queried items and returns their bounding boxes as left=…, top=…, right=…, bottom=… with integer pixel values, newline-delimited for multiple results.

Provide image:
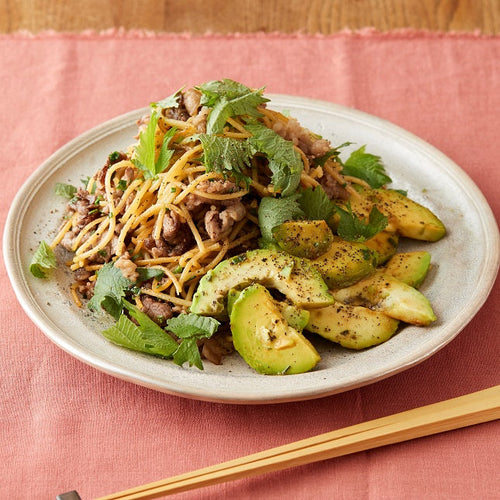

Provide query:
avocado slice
left=371, top=189, right=446, bottom=241
left=331, top=271, right=437, bottom=325
left=309, top=236, right=377, bottom=288
left=190, top=249, right=334, bottom=317
left=273, top=220, right=334, bottom=259
left=227, top=289, right=310, bottom=329
left=364, top=230, right=399, bottom=265
left=278, top=302, right=310, bottom=331
left=384, top=251, right=432, bottom=288
left=344, top=188, right=446, bottom=242
left=230, top=284, right=320, bottom=374
left=306, top=303, right=399, bottom=349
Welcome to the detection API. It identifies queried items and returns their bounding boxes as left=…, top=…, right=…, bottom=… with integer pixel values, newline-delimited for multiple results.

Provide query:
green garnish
left=298, top=185, right=335, bottom=221
left=198, top=134, right=253, bottom=186
left=335, top=203, right=388, bottom=242
left=258, top=195, right=304, bottom=243
left=151, top=88, right=183, bottom=111
left=54, top=183, right=77, bottom=199
left=166, top=313, right=221, bottom=370
left=87, top=262, right=133, bottom=319
left=341, top=145, right=392, bottom=188
left=30, top=241, right=56, bottom=278
left=198, top=79, right=269, bottom=134
left=133, top=112, right=177, bottom=178
left=246, top=122, right=303, bottom=197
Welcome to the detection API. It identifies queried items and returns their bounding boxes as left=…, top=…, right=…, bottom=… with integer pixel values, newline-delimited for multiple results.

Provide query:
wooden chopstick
left=97, top=385, right=500, bottom=499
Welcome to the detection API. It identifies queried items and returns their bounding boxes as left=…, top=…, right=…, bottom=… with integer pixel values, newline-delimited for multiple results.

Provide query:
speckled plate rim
left=4, top=95, right=499, bottom=404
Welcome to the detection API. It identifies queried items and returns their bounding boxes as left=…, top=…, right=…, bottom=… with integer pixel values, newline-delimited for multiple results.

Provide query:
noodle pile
left=50, top=85, right=365, bottom=316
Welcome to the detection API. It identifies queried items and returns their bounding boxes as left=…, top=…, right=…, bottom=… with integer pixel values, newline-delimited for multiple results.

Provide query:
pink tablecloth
left=1, top=30, right=499, bottom=499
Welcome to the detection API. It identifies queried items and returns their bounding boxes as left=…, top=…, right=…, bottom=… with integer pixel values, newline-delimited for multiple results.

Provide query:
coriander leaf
left=30, top=241, right=56, bottom=278
left=298, top=186, right=335, bottom=221
left=108, top=151, right=123, bottom=163
left=88, top=262, right=133, bottom=319
left=198, top=79, right=266, bottom=107
left=166, top=313, right=220, bottom=340
left=123, top=300, right=179, bottom=355
left=335, top=203, right=388, bottom=242
left=101, top=314, right=177, bottom=358
left=198, top=134, right=253, bottom=185
left=166, top=312, right=221, bottom=370
left=246, top=122, right=303, bottom=197
left=197, top=79, right=269, bottom=134
left=172, top=338, right=203, bottom=370
left=151, top=87, right=183, bottom=110
left=135, top=267, right=164, bottom=285
left=341, top=146, right=392, bottom=188
left=155, top=127, right=177, bottom=175
left=133, top=112, right=177, bottom=178
left=54, top=183, right=77, bottom=199
left=258, top=195, right=304, bottom=242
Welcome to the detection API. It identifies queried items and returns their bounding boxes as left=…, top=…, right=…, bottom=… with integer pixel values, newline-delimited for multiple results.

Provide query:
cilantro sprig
left=335, top=203, right=388, bottom=242
left=197, top=79, right=269, bottom=134
left=133, top=112, right=177, bottom=178
left=166, top=313, right=221, bottom=369
left=87, top=262, right=220, bottom=369
left=151, top=88, right=183, bottom=111
left=246, top=122, right=303, bottom=197
left=341, top=145, right=392, bottom=189
left=198, top=134, right=253, bottom=186
left=54, top=183, right=77, bottom=199
left=30, top=241, right=56, bottom=278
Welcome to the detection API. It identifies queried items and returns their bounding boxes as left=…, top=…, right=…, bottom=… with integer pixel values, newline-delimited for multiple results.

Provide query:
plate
left=4, top=95, right=499, bottom=404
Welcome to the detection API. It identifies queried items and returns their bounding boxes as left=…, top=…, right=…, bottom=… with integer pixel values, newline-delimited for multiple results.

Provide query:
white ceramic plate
left=4, top=95, right=499, bottom=404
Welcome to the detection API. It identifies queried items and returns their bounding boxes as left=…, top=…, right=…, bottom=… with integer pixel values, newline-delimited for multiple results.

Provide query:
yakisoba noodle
left=51, top=88, right=367, bottom=315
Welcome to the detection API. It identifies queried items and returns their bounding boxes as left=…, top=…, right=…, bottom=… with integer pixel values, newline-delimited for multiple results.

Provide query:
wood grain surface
left=1, top=0, right=499, bottom=34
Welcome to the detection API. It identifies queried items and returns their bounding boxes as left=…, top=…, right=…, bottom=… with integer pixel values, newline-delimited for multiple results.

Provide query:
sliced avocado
left=230, top=284, right=320, bottom=375
left=277, top=302, right=310, bottom=331
left=226, top=288, right=241, bottom=317
left=370, top=189, right=446, bottom=241
left=331, top=271, right=437, bottom=325
left=309, top=236, right=377, bottom=288
left=306, top=303, right=399, bottom=349
left=344, top=189, right=446, bottom=242
left=384, top=251, right=432, bottom=288
left=364, top=231, right=399, bottom=265
left=273, top=220, right=334, bottom=259
left=190, top=249, right=334, bottom=317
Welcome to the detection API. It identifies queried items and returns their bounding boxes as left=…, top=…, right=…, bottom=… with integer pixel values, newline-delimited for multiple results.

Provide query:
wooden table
left=1, top=0, right=499, bottom=34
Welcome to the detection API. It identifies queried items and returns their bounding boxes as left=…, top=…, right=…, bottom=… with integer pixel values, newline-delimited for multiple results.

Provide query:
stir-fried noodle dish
left=31, top=80, right=446, bottom=374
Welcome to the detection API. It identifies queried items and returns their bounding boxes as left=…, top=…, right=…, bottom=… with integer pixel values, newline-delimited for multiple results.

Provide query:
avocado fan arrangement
left=30, top=79, right=446, bottom=376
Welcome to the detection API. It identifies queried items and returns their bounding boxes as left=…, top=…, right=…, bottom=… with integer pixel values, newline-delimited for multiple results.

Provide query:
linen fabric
left=0, top=30, right=499, bottom=499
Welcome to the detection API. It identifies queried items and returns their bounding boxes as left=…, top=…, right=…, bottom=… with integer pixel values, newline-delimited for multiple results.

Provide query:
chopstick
left=97, top=385, right=499, bottom=499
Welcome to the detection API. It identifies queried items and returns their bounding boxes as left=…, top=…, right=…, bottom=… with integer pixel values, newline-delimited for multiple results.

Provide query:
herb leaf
left=166, top=313, right=221, bottom=370
left=246, top=122, right=303, bottom=197
left=335, top=203, right=388, bottom=242
left=166, top=313, right=220, bottom=339
left=198, top=134, right=253, bottom=185
left=87, top=262, right=133, bottom=319
left=101, top=314, right=177, bottom=358
left=198, top=79, right=269, bottom=134
left=151, top=87, right=183, bottom=110
left=298, top=186, right=335, bottom=221
left=172, top=338, right=203, bottom=370
left=30, top=241, right=56, bottom=278
left=54, top=183, right=77, bottom=199
left=123, top=300, right=179, bottom=355
left=135, top=267, right=164, bottom=285
left=133, top=112, right=176, bottom=178
left=342, top=146, right=392, bottom=188
left=258, top=195, right=304, bottom=243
